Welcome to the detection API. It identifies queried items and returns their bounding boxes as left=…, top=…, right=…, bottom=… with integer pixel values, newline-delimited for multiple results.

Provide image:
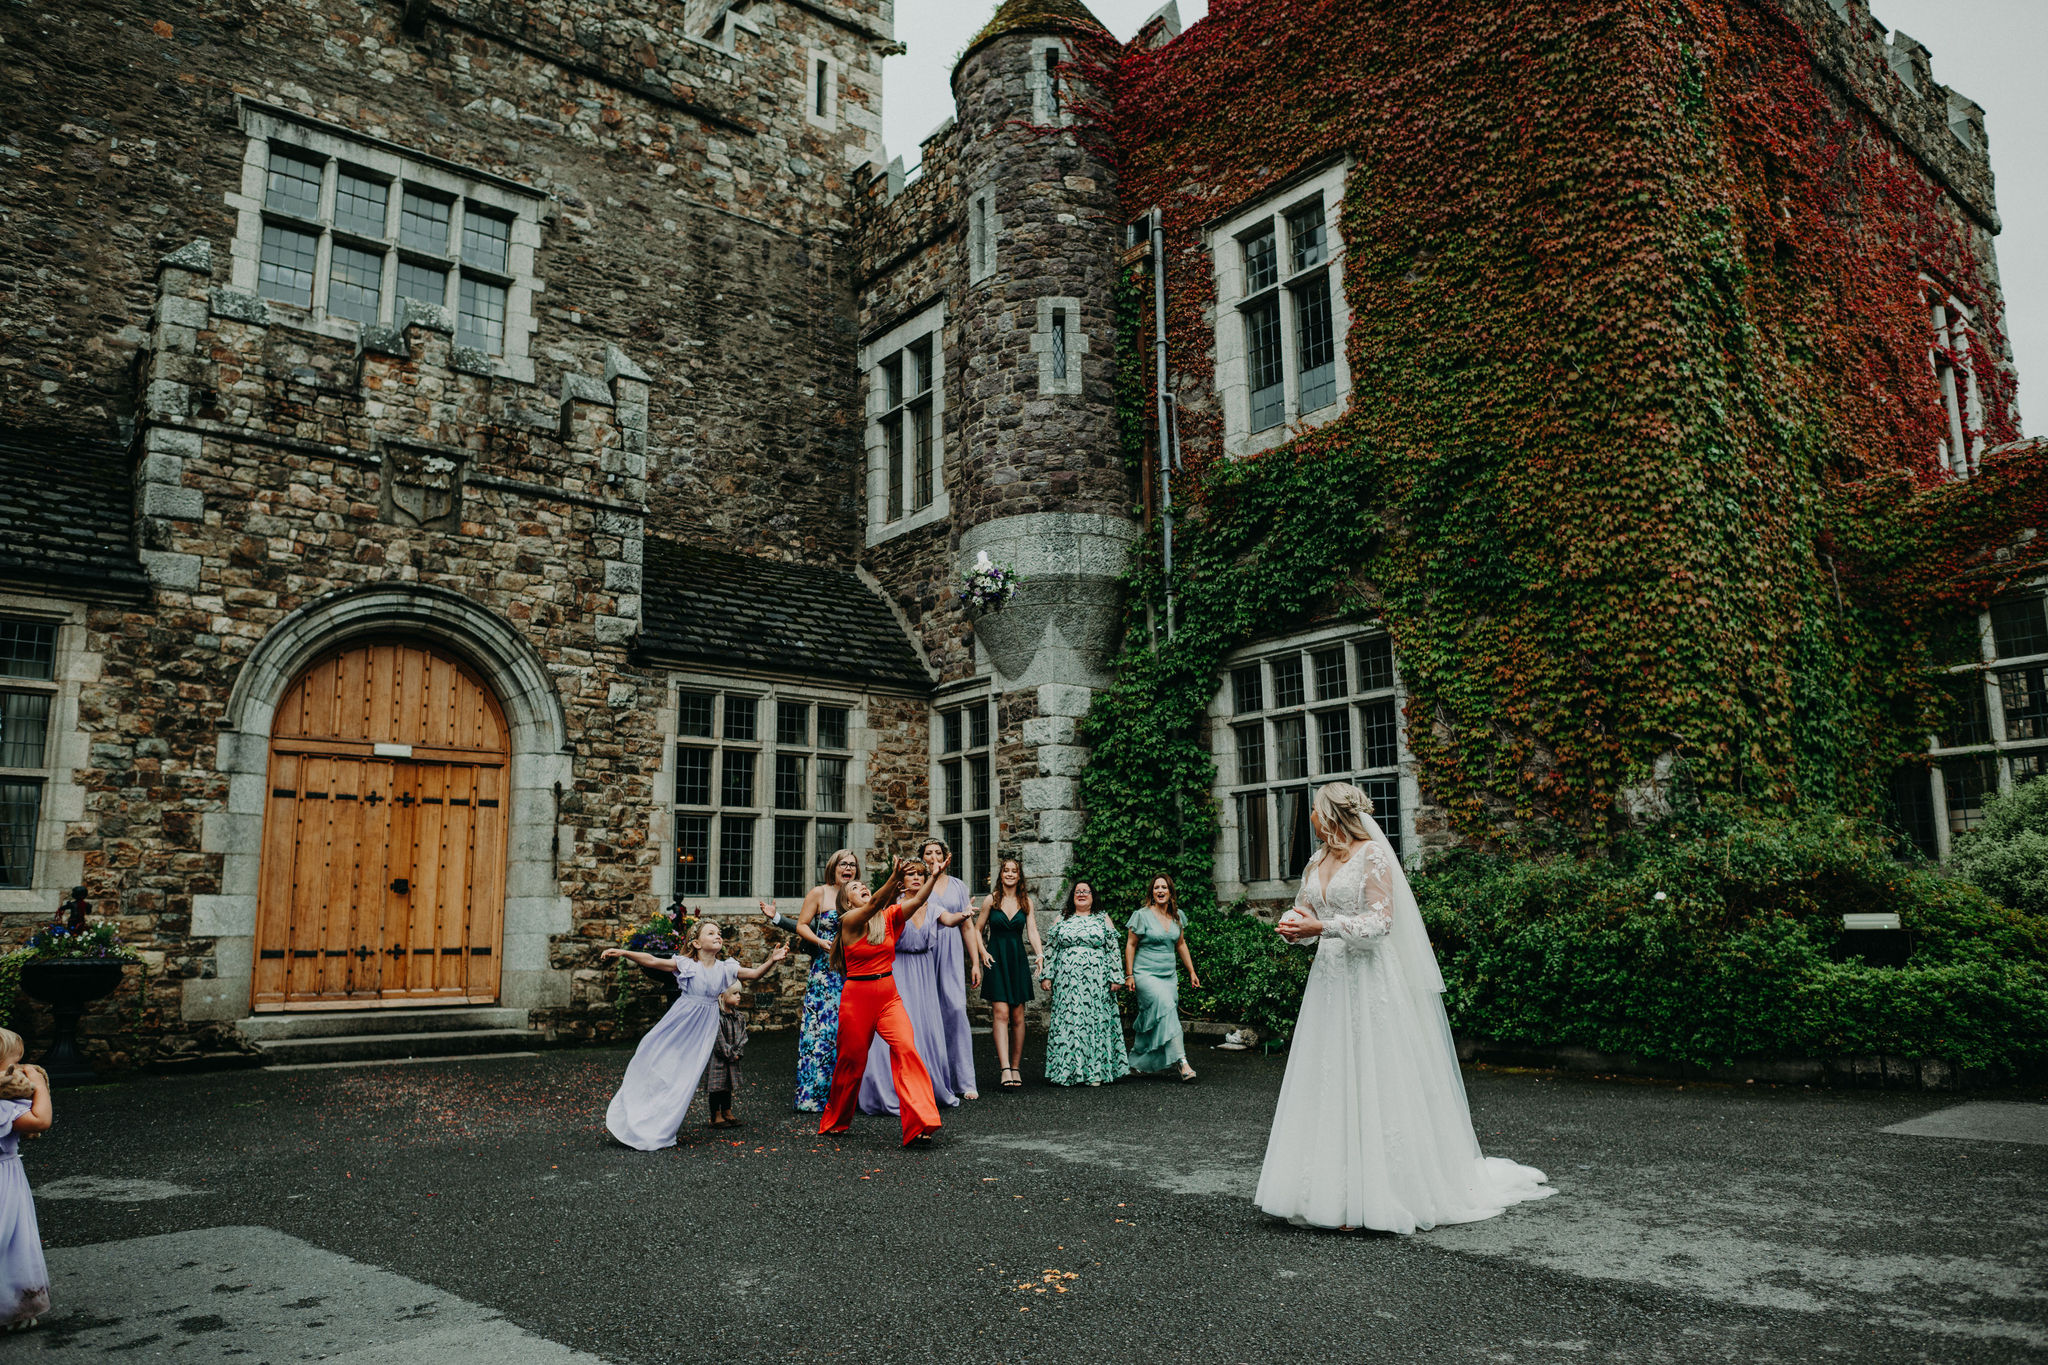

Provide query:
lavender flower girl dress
left=606, top=955, right=741, bottom=1151
left=0, top=1098, right=49, bottom=1326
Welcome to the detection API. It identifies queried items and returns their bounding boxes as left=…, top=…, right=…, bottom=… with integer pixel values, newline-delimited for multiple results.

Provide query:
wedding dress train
left=1255, top=817, right=1555, bottom=1233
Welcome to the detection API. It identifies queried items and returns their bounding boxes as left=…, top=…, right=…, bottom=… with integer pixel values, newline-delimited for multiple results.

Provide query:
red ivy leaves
left=1072, top=0, right=2038, bottom=851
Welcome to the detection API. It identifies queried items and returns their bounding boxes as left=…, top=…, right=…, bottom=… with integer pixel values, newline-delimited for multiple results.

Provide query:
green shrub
left=1949, top=776, right=2048, bottom=921
left=1180, top=903, right=1315, bottom=1043
left=1169, top=805, right=2048, bottom=1072
left=1418, top=805, right=2048, bottom=1074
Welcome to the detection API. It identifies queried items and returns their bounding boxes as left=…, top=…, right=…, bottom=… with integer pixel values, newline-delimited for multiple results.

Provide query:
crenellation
left=1778, top=0, right=1998, bottom=230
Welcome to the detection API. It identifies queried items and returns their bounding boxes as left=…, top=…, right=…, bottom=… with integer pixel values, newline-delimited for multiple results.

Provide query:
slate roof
left=0, top=428, right=150, bottom=601
left=638, top=538, right=930, bottom=692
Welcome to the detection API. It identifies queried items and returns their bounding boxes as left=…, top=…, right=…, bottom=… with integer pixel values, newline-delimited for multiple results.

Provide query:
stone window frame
left=966, top=187, right=1001, bottom=286
left=1923, top=274, right=1985, bottom=478
left=860, top=301, right=951, bottom=547
left=1029, top=37, right=1074, bottom=127
left=932, top=690, right=997, bottom=896
left=661, top=671, right=870, bottom=913
left=0, top=597, right=93, bottom=912
left=227, top=102, right=547, bottom=383
left=805, top=48, right=840, bottom=131
left=1031, top=296, right=1089, bottom=397
left=1209, top=623, right=1418, bottom=903
left=1209, top=158, right=1355, bottom=460
left=1905, top=584, right=2048, bottom=859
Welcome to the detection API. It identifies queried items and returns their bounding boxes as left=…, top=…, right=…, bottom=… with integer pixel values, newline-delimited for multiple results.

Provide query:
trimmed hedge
left=1175, top=806, right=2048, bottom=1074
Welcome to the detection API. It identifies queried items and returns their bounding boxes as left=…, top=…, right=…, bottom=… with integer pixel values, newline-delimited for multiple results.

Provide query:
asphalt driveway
left=19, top=1033, right=2048, bottom=1363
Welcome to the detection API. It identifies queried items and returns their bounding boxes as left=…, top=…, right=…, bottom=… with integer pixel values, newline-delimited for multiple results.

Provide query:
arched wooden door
left=252, top=640, right=509, bottom=1010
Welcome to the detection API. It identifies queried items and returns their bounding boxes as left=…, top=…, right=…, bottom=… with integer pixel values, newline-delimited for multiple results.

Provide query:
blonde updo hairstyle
left=1312, top=781, right=1377, bottom=849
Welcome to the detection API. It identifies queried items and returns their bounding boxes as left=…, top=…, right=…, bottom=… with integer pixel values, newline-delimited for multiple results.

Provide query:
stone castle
left=0, top=0, right=2024, bottom=1062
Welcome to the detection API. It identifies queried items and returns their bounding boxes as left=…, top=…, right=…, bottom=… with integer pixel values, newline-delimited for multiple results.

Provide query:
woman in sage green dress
left=1125, top=874, right=1202, bottom=1082
left=1038, top=880, right=1130, bottom=1086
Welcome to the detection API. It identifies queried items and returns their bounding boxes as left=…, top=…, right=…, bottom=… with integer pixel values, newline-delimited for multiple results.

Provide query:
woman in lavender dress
left=860, top=858, right=961, bottom=1116
left=602, top=920, right=787, bottom=1150
left=0, top=1031, right=50, bottom=1331
left=921, top=837, right=981, bottom=1100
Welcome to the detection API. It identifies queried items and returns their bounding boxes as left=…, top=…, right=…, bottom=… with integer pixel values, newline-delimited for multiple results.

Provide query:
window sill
left=242, top=302, right=530, bottom=384
left=1228, top=394, right=1350, bottom=461
left=867, top=493, right=950, bottom=548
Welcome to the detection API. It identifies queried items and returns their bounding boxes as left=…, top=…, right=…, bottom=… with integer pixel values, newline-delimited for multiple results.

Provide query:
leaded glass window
left=1220, top=631, right=1407, bottom=886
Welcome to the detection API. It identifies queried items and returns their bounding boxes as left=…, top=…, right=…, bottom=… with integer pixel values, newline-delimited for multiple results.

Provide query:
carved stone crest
left=378, top=443, right=465, bottom=532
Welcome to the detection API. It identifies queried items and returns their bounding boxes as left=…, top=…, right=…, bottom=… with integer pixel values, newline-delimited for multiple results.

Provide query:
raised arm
left=935, top=878, right=975, bottom=927
left=601, top=947, right=680, bottom=972
left=898, top=856, right=948, bottom=916
left=736, top=943, right=790, bottom=981
left=840, top=861, right=907, bottom=938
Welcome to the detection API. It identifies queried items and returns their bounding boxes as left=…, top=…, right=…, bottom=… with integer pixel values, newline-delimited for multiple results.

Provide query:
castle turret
left=951, top=0, right=1136, bottom=895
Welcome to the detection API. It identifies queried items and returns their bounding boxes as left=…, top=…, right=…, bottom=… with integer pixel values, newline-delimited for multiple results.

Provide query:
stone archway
left=183, top=585, right=573, bottom=1024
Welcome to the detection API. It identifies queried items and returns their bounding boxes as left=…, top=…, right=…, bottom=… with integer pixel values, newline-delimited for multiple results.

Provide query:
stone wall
left=0, top=0, right=889, bottom=566
left=0, top=0, right=916, bottom=1062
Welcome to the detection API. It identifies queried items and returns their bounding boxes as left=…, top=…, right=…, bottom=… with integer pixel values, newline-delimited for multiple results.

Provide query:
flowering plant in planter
left=0, top=919, right=143, bottom=1028
left=22, top=921, right=140, bottom=962
left=960, top=550, right=1020, bottom=613
left=610, top=905, right=703, bottom=1022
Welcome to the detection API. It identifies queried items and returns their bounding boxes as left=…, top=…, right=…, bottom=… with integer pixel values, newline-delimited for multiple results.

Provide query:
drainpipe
left=1150, top=206, right=1174, bottom=640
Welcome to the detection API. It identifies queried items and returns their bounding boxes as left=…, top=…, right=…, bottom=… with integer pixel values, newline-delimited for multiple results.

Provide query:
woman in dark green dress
left=974, top=857, right=1044, bottom=1090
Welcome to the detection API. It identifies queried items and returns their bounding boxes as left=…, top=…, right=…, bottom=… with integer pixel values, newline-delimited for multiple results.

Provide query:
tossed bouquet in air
left=960, top=550, right=1020, bottom=612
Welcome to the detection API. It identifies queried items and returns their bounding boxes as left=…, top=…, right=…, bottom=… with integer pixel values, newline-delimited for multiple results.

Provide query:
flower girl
left=603, top=920, right=786, bottom=1151
left=0, top=1029, right=50, bottom=1331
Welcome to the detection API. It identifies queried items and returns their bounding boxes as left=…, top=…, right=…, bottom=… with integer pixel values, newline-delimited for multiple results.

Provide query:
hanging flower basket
left=961, top=550, right=1021, bottom=614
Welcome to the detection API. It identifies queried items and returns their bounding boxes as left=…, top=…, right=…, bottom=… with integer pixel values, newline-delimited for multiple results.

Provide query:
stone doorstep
left=1455, top=1037, right=2002, bottom=1091
left=250, top=1028, right=542, bottom=1067
left=230, top=1005, right=542, bottom=1067
left=236, top=1006, right=530, bottom=1041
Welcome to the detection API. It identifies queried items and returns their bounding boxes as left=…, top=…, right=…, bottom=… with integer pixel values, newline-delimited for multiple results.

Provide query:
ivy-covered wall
left=1069, top=0, right=2044, bottom=910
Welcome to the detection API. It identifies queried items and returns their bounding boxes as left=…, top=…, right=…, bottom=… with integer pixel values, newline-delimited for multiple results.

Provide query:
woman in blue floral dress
left=1039, top=879, right=1130, bottom=1086
left=764, top=847, right=857, bottom=1112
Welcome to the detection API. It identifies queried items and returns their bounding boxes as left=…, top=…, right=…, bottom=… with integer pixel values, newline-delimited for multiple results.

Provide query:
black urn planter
left=19, top=959, right=126, bottom=1086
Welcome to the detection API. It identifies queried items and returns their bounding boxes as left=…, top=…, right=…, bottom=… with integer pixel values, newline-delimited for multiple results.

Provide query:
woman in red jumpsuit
left=819, top=854, right=947, bottom=1144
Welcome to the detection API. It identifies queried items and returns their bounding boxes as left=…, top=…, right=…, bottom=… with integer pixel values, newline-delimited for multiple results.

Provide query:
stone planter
left=19, top=958, right=127, bottom=1086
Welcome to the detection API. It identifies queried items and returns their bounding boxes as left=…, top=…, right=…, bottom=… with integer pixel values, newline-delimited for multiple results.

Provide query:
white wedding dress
left=1255, top=818, right=1555, bottom=1233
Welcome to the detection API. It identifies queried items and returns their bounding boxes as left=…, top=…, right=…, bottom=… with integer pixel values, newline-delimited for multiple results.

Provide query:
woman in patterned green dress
left=1038, top=880, right=1130, bottom=1087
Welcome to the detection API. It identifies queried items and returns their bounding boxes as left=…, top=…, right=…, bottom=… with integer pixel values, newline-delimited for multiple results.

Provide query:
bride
left=1256, top=781, right=1555, bottom=1233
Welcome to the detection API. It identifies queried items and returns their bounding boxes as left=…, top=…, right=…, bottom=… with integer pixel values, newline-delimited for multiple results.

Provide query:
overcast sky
left=884, top=0, right=2040, bottom=433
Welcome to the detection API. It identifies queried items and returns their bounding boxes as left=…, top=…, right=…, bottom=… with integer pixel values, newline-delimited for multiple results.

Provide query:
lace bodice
left=1292, top=842, right=1396, bottom=946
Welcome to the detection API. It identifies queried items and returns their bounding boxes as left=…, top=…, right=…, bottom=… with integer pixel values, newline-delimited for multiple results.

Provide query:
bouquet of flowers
left=960, top=550, right=1020, bottom=613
